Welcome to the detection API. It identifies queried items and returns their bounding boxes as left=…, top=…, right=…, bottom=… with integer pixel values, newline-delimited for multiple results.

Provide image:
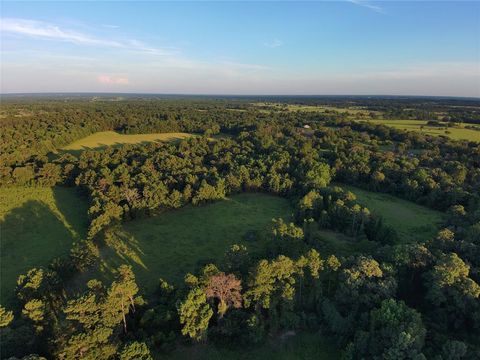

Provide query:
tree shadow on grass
left=0, top=200, right=73, bottom=305
left=52, top=187, right=89, bottom=241
left=100, top=228, right=148, bottom=272
left=65, top=227, right=150, bottom=299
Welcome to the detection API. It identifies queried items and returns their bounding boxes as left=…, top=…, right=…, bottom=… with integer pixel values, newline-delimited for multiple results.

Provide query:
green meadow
left=87, top=193, right=293, bottom=294
left=0, top=186, right=89, bottom=304
left=341, top=184, right=444, bottom=243
left=252, top=102, right=375, bottom=116
left=312, top=185, right=444, bottom=257
left=62, top=131, right=198, bottom=150
left=357, top=119, right=480, bottom=142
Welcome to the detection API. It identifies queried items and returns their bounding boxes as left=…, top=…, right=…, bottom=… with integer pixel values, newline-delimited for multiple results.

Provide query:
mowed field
left=0, top=186, right=89, bottom=304
left=357, top=119, right=480, bottom=142
left=62, top=131, right=198, bottom=150
left=88, top=193, right=293, bottom=294
left=341, top=184, right=444, bottom=243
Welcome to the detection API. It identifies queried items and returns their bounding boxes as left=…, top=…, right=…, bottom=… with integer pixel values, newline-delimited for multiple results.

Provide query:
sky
left=1, top=1, right=479, bottom=96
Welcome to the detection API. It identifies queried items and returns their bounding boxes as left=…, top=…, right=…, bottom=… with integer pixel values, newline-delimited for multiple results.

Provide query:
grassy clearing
left=340, top=184, right=444, bottom=243
left=88, top=193, right=293, bottom=294
left=357, top=119, right=480, bottom=142
left=0, top=186, right=89, bottom=304
left=315, top=230, right=377, bottom=257
left=62, top=131, right=199, bottom=150
left=163, top=332, right=340, bottom=360
left=252, top=102, right=374, bottom=116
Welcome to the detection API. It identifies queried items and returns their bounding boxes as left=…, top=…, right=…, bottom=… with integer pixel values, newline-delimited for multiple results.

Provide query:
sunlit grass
left=62, top=131, right=199, bottom=150
left=340, top=184, right=444, bottom=243
left=357, top=119, right=480, bottom=142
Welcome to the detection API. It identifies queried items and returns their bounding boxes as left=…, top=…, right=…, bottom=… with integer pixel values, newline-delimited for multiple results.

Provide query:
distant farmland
left=357, top=119, right=480, bottom=142
left=62, top=131, right=198, bottom=150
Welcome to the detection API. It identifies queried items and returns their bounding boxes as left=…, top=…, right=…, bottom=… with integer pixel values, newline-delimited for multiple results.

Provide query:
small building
left=297, top=124, right=314, bottom=137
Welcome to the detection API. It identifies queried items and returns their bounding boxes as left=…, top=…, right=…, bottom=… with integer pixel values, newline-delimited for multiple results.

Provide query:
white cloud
left=0, top=18, right=174, bottom=56
left=1, top=18, right=122, bottom=47
left=97, top=75, right=129, bottom=85
left=102, top=24, right=119, bottom=29
left=264, top=39, right=283, bottom=48
left=347, top=0, right=384, bottom=14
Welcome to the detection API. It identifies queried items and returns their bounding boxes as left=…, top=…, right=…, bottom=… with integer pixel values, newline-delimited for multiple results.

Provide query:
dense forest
left=0, top=96, right=479, bottom=360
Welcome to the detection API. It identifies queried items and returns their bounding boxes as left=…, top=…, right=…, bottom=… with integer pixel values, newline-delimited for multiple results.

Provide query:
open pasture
left=90, top=193, right=293, bottom=294
left=62, top=131, right=199, bottom=150
left=357, top=119, right=480, bottom=142
left=252, top=102, right=375, bottom=116
left=0, top=186, right=89, bottom=304
left=341, top=184, right=444, bottom=243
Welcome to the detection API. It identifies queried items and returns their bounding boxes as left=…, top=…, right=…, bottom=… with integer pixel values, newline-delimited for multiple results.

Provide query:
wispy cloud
left=97, top=75, right=129, bottom=85
left=0, top=18, right=174, bottom=55
left=264, top=39, right=283, bottom=48
left=347, top=0, right=384, bottom=14
left=1, top=18, right=122, bottom=47
left=102, top=24, right=119, bottom=29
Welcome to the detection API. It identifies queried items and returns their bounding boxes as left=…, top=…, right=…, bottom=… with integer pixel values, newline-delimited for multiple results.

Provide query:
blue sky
left=1, top=1, right=479, bottom=96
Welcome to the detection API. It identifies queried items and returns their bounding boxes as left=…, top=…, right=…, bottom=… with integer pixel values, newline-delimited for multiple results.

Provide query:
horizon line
left=1, top=92, right=479, bottom=100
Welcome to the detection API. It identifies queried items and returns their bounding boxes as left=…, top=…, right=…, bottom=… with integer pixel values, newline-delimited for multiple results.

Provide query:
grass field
left=340, top=184, right=444, bottom=243
left=252, top=102, right=375, bottom=116
left=357, top=119, right=480, bottom=142
left=87, top=193, right=293, bottom=294
left=315, top=229, right=377, bottom=257
left=163, top=332, right=340, bottom=360
left=62, top=131, right=199, bottom=150
left=0, top=186, right=89, bottom=304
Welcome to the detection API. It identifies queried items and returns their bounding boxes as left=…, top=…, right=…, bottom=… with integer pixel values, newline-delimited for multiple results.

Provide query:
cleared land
left=252, top=102, right=375, bottom=117
left=62, top=131, right=198, bottom=150
left=315, top=229, right=377, bottom=257
left=90, top=193, right=293, bottom=294
left=0, top=186, right=89, bottom=304
left=165, top=333, right=340, bottom=360
left=341, top=184, right=444, bottom=243
left=357, top=119, right=480, bottom=142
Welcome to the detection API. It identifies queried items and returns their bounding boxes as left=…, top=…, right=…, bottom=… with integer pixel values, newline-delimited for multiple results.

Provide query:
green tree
left=369, top=299, right=425, bottom=359
left=105, top=265, right=139, bottom=332
left=178, top=287, right=213, bottom=341
left=426, top=253, right=480, bottom=332
left=0, top=305, right=14, bottom=328
left=22, top=300, right=46, bottom=333
left=345, top=299, right=426, bottom=360
left=303, top=162, right=331, bottom=189
left=119, top=341, right=153, bottom=360
left=58, top=266, right=140, bottom=359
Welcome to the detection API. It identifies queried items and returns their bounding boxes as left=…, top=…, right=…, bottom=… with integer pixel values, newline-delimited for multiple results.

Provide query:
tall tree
left=178, top=287, right=213, bottom=341
left=205, top=272, right=242, bottom=318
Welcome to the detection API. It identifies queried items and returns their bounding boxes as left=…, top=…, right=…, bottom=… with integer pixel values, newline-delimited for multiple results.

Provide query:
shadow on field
left=52, top=187, right=89, bottom=240
left=101, top=228, right=147, bottom=271
left=0, top=201, right=73, bottom=305
left=61, top=149, right=85, bottom=157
